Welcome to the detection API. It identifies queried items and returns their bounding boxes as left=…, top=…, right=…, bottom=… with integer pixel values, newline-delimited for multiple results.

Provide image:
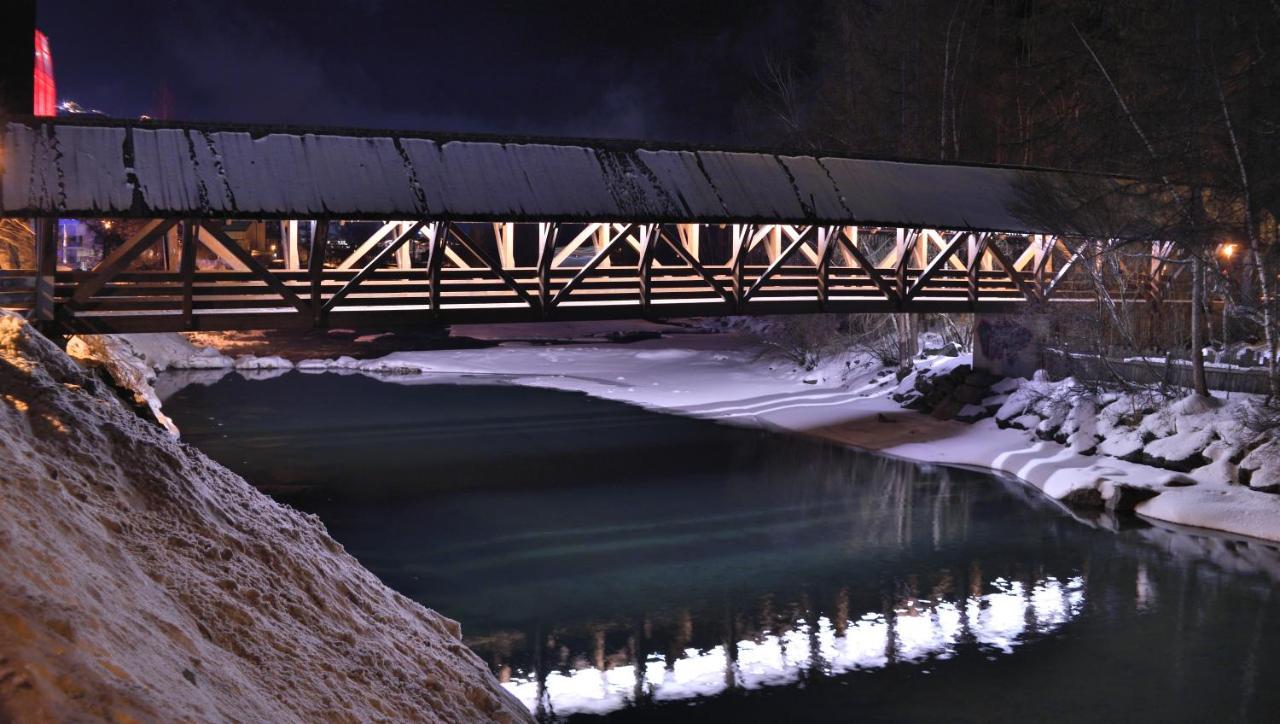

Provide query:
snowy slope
left=0, top=311, right=529, bottom=723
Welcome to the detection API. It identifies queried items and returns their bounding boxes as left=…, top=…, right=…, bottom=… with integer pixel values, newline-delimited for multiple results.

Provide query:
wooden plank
left=446, top=224, right=539, bottom=310
left=985, top=239, right=1041, bottom=303
left=202, top=222, right=311, bottom=314
left=71, top=218, right=179, bottom=307
left=836, top=227, right=898, bottom=303
left=656, top=228, right=734, bottom=305
left=322, top=221, right=425, bottom=313
left=742, top=226, right=817, bottom=303
left=905, top=230, right=969, bottom=301
left=549, top=223, right=634, bottom=308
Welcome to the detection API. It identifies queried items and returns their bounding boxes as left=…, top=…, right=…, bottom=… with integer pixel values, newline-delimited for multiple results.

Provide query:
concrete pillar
left=973, top=312, right=1049, bottom=378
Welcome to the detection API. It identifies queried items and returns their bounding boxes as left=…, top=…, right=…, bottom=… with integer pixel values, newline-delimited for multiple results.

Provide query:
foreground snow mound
left=0, top=312, right=529, bottom=723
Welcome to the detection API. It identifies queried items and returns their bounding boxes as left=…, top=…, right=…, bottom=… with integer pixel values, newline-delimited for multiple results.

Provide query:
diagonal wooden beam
left=742, top=225, right=817, bottom=303
left=71, top=218, right=179, bottom=306
left=905, top=230, right=969, bottom=301
left=446, top=224, right=538, bottom=310
left=1043, top=240, right=1088, bottom=300
left=551, top=223, right=601, bottom=268
left=336, top=221, right=398, bottom=270
left=985, top=237, right=1041, bottom=302
left=203, top=223, right=311, bottom=314
left=549, top=223, right=635, bottom=309
left=656, top=228, right=734, bottom=305
left=321, top=221, right=424, bottom=313
left=837, top=227, right=898, bottom=303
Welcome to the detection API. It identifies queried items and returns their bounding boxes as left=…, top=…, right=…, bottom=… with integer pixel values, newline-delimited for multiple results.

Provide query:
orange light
left=1219, top=243, right=1237, bottom=259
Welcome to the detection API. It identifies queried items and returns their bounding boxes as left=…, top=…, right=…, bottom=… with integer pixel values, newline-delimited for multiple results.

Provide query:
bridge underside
left=15, top=218, right=1164, bottom=334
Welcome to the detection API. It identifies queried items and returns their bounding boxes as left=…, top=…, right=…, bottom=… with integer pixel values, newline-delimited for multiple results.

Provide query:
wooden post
left=537, top=222, right=558, bottom=315
left=638, top=224, right=659, bottom=316
left=32, top=218, right=57, bottom=325
left=816, top=226, right=834, bottom=309
left=309, top=219, right=329, bottom=326
left=180, top=220, right=199, bottom=328
left=396, top=221, right=413, bottom=269
left=284, top=220, right=301, bottom=271
left=428, top=222, right=446, bottom=319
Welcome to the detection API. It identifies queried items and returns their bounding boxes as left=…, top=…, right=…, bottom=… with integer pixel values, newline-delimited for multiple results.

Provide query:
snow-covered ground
left=112, top=320, right=1280, bottom=546
left=0, top=311, right=531, bottom=723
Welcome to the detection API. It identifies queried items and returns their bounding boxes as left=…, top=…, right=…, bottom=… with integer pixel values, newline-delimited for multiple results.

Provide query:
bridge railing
left=29, top=220, right=1175, bottom=333
left=0, top=270, right=35, bottom=313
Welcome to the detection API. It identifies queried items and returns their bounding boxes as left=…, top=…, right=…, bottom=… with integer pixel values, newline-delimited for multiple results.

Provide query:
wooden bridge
left=0, top=117, right=1174, bottom=334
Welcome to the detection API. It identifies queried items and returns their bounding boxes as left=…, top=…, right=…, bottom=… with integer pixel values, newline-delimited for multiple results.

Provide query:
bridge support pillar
left=973, top=312, right=1048, bottom=379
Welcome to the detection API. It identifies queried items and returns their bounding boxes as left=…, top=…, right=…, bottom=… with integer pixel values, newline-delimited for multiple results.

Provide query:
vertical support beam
left=428, top=221, right=446, bottom=319
left=638, top=224, right=659, bottom=316
left=767, top=225, right=782, bottom=263
left=894, top=228, right=912, bottom=302
left=966, top=233, right=981, bottom=307
left=180, top=220, right=199, bottom=329
left=396, top=221, right=413, bottom=269
left=309, top=219, right=329, bottom=326
left=731, top=224, right=751, bottom=311
left=537, top=222, right=558, bottom=315
left=284, top=220, right=301, bottom=271
left=816, top=226, right=836, bottom=310
left=32, top=218, right=57, bottom=324
left=495, top=221, right=515, bottom=269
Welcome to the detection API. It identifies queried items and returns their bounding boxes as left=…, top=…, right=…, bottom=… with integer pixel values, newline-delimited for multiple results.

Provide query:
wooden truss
left=31, top=218, right=1182, bottom=333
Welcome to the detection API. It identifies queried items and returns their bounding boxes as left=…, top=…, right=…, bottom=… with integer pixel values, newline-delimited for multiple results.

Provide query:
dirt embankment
left=0, top=311, right=530, bottom=723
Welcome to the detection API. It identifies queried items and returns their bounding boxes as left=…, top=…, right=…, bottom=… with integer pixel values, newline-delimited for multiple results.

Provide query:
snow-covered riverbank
left=114, top=320, right=1280, bottom=546
left=0, top=311, right=530, bottom=723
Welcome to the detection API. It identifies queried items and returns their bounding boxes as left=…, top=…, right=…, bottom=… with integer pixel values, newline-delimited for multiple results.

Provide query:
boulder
left=1142, top=429, right=1214, bottom=472
left=1060, top=486, right=1104, bottom=508
left=952, top=383, right=987, bottom=404
left=1102, top=483, right=1159, bottom=513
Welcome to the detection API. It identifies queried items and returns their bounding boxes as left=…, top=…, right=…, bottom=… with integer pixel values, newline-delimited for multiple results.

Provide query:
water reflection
left=164, top=374, right=1280, bottom=723
left=491, top=573, right=1086, bottom=719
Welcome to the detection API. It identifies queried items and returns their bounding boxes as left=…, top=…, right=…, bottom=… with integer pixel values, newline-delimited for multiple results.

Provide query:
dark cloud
left=38, top=0, right=819, bottom=142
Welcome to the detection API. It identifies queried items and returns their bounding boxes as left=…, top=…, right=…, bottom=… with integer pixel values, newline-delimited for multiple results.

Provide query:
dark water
left=165, top=371, right=1280, bottom=723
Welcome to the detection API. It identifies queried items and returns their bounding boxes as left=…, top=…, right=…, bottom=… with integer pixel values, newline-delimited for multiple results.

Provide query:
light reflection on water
left=504, top=575, right=1085, bottom=718
left=163, top=373, right=1280, bottom=723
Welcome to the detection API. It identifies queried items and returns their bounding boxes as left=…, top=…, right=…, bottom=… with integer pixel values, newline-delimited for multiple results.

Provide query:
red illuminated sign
left=34, top=30, right=55, bottom=116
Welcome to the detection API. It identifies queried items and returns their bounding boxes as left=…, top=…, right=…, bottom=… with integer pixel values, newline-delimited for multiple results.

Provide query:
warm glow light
left=34, top=30, right=56, bottom=117
left=1220, top=243, right=1237, bottom=259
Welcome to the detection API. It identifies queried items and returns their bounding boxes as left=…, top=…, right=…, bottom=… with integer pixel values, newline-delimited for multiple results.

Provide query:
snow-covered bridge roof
left=0, top=117, right=1152, bottom=236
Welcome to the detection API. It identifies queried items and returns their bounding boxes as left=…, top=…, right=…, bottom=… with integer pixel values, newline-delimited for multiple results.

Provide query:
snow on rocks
left=0, top=311, right=530, bottom=723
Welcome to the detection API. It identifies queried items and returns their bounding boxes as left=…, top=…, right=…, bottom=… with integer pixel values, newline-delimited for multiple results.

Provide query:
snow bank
left=183, top=331, right=1280, bottom=545
left=0, top=311, right=529, bottom=723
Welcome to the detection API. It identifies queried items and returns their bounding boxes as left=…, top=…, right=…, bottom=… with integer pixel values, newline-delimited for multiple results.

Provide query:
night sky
left=39, top=0, right=819, bottom=142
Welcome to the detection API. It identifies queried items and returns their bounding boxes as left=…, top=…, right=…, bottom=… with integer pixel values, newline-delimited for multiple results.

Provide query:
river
left=163, top=370, right=1280, bottom=723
